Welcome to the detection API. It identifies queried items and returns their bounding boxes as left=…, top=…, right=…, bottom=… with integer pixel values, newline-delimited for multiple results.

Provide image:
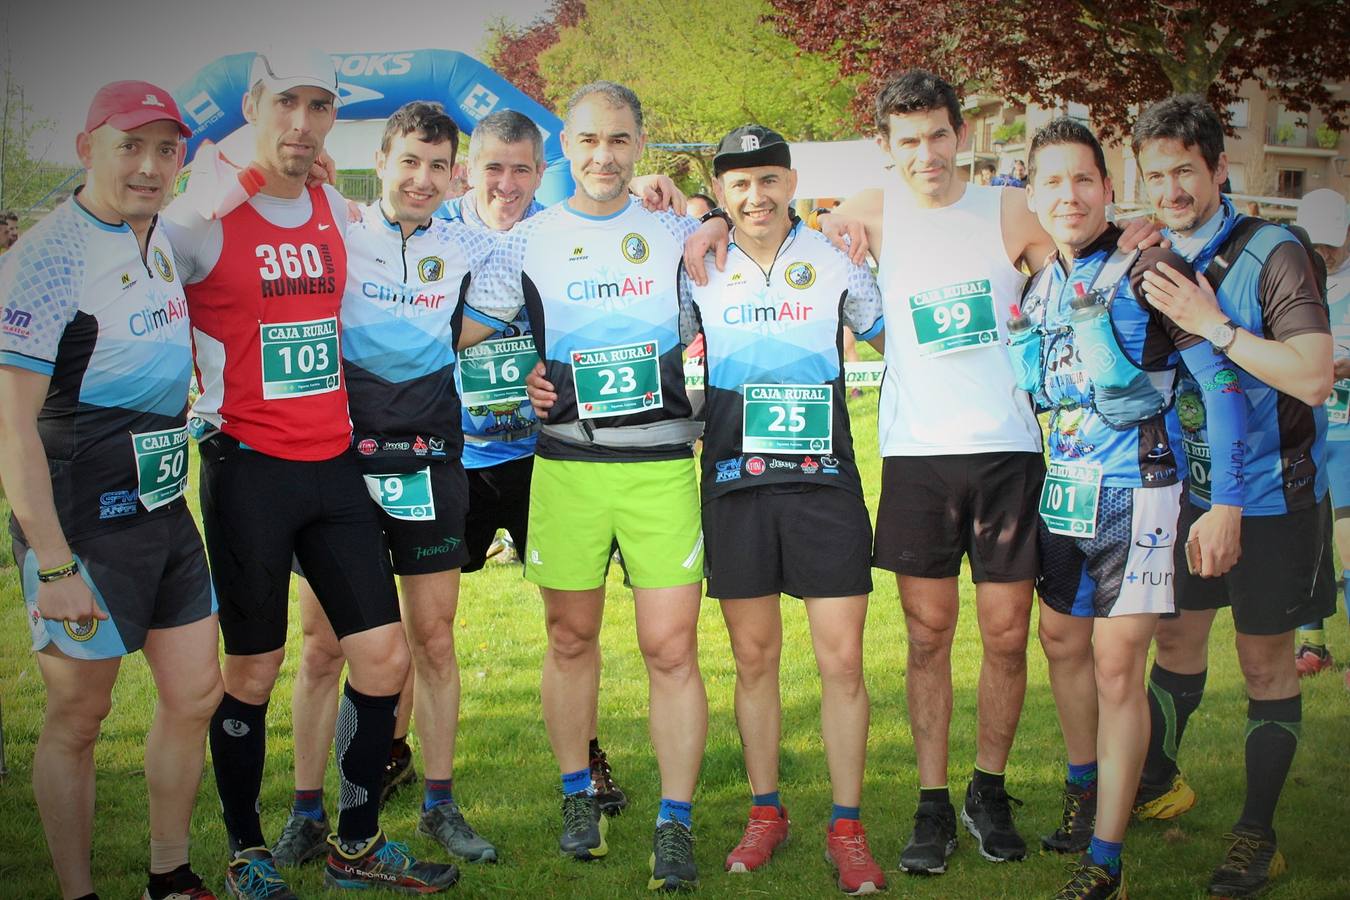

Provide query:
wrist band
left=699, top=207, right=732, bottom=229
left=37, top=559, right=80, bottom=583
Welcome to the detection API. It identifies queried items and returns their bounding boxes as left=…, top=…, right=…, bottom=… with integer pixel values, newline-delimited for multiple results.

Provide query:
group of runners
left=0, top=46, right=1341, bottom=900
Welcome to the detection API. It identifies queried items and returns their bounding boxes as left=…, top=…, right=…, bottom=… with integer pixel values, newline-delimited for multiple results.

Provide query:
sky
left=5, top=0, right=553, bottom=166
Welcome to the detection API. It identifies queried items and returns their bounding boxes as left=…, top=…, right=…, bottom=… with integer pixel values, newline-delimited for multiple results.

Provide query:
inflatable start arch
left=171, top=49, right=574, bottom=205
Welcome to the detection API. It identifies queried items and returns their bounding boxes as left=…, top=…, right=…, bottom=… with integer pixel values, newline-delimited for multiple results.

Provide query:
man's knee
left=224, top=651, right=285, bottom=703
left=547, top=614, right=601, bottom=662
left=816, top=642, right=865, bottom=691
left=408, top=622, right=458, bottom=679
left=730, top=630, right=781, bottom=684
left=1038, top=616, right=1089, bottom=666
left=641, top=628, right=698, bottom=680
left=44, top=691, right=112, bottom=749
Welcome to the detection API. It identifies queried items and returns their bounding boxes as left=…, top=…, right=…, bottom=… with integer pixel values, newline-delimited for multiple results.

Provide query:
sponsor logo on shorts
left=99, top=490, right=139, bottom=519
left=1123, top=570, right=1172, bottom=587
left=1134, top=526, right=1173, bottom=562
left=745, top=456, right=766, bottom=476
left=800, top=456, right=819, bottom=475
left=413, top=436, right=428, bottom=456
left=63, top=618, right=98, bottom=642
left=714, top=458, right=741, bottom=483
left=222, top=718, right=250, bottom=737
left=414, top=537, right=462, bottom=560
left=820, top=454, right=840, bottom=474
left=768, top=458, right=797, bottom=470
left=530, top=549, right=542, bottom=565
left=2, top=305, right=33, bottom=338
left=429, top=437, right=445, bottom=454
left=382, top=440, right=411, bottom=452
left=357, top=438, right=378, bottom=456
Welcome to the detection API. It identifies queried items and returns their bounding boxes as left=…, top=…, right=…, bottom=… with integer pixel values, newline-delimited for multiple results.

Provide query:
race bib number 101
left=259, top=317, right=340, bottom=399
left=571, top=340, right=662, bottom=419
left=1039, top=460, right=1103, bottom=538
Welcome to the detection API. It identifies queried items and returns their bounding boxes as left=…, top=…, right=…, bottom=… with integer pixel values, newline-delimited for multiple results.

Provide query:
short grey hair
left=468, top=110, right=545, bottom=169
left=565, top=80, right=643, bottom=132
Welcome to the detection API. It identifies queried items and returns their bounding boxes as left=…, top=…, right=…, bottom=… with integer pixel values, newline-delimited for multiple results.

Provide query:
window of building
left=1227, top=99, right=1250, bottom=129
left=1276, top=168, right=1305, bottom=198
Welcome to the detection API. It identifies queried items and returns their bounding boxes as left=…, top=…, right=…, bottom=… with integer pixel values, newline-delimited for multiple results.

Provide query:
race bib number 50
left=909, top=279, right=998, bottom=357
left=571, top=340, right=662, bottom=419
left=260, top=317, right=340, bottom=399
left=132, top=426, right=189, bottom=511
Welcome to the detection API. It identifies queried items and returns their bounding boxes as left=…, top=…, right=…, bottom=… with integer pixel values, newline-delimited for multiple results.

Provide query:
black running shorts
left=463, top=455, right=533, bottom=573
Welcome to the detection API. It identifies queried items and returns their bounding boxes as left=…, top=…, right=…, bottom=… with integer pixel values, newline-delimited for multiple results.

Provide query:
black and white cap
left=713, top=124, right=790, bottom=176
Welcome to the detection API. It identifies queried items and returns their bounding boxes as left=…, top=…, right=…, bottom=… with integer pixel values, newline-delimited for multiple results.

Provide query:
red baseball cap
left=85, top=80, right=192, bottom=138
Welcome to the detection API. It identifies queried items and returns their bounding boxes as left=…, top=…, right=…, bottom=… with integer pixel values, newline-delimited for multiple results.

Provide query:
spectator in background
left=0, top=211, right=18, bottom=250
left=990, top=158, right=1026, bottom=188
left=974, top=159, right=996, bottom=185
left=688, top=192, right=715, bottom=220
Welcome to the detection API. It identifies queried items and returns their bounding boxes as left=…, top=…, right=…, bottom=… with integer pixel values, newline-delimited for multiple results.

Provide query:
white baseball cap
left=1296, top=188, right=1349, bottom=247
left=250, top=48, right=339, bottom=102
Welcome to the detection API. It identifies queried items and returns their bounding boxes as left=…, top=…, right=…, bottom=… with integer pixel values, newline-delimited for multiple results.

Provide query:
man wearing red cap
left=0, top=81, right=221, bottom=900
left=161, top=48, right=458, bottom=897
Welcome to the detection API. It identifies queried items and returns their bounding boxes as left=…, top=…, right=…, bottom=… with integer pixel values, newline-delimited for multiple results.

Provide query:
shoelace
left=834, top=831, right=872, bottom=868
left=371, top=839, right=414, bottom=873
left=737, top=816, right=777, bottom=850
left=235, top=859, right=288, bottom=898
left=275, top=816, right=319, bottom=851
left=1053, top=861, right=1113, bottom=899
left=978, top=789, right=1024, bottom=831
left=562, top=795, right=595, bottom=832
left=912, top=808, right=948, bottom=842
left=435, top=804, right=476, bottom=840
left=656, top=825, right=694, bottom=864
left=1219, top=832, right=1262, bottom=872
left=1056, top=791, right=1084, bottom=834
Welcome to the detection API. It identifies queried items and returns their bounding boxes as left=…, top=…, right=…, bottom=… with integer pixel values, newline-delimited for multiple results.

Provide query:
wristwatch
left=1208, top=318, right=1240, bottom=354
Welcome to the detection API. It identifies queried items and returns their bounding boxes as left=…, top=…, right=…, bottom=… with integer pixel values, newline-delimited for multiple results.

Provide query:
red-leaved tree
left=485, top=0, right=587, bottom=106
left=768, top=0, right=1350, bottom=140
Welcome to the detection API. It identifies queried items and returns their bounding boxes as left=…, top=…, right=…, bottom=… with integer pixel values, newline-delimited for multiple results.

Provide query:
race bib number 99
left=259, top=317, right=340, bottom=399
left=459, top=336, right=537, bottom=406
left=909, top=279, right=998, bottom=357
left=571, top=340, right=662, bottom=419
left=363, top=468, right=435, bottom=521
left=742, top=384, right=832, bottom=454
left=132, top=426, right=189, bottom=511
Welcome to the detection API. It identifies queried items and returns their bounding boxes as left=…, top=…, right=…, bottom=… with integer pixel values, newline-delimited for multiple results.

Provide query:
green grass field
left=1, top=390, right=1348, bottom=899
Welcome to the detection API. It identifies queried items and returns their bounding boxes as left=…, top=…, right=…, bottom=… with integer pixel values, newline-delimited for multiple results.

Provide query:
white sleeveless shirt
left=876, top=181, right=1042, bottom=456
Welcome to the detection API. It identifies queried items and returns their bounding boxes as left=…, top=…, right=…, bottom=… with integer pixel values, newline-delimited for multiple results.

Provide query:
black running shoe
left=270, top=812, right=330, bottom=868
left=559, top=793, right=609, bottom=860
left=590, top=744, right=629, bottom=816
left=1053, top=855, right=1125, bottom=899
left=380, top=743, right=416, bottom=808
left=418, top=800, right=498, bottom=863
left=1042, top=781, right=1096, bottom=854
left=1207, top=828, right=1286, bottom=897
left=323, top=831, right=459, bottom=892
left=898, top=800, right=958, bottom=875
left=648, top=820, right=697, bottom=892
left=961, top=780, right=1027, bottom=862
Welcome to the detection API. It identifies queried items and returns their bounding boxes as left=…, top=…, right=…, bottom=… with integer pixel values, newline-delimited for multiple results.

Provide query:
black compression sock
left=210, top=692, right=268, bottom=852
left=335, top=681, right=399, bottom=843
left=1237, top=694, right=1301, bottom=839
left=1141, top=664, right=1206, bottom=785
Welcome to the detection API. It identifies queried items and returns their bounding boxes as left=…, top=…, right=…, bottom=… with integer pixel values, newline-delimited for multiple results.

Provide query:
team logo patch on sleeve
left=785, top=262, right=816, bottom=289
left=621, top=233, right=650, bottom=264
left=152, top=247, right=174, bottom=282
left=418, top=256, right=445, bottom=283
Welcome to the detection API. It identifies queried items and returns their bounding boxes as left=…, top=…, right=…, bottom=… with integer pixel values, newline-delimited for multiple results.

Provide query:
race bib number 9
left=132, top=426, right=189, bottom=511
left=1327, top=379, right=1350, bottom=426
left=1039, top=460, right=1103, bottom=538
left=909, top=279, right=998, bottom=357
left=742, top=384, right=832, bottom=454
left=259, top=317, right=340, bottom=399
left=571, top=340, right=662, bottom=419
left=459, top=336, right=537, bottom=406
left=363, top=468, right=435, bottom=521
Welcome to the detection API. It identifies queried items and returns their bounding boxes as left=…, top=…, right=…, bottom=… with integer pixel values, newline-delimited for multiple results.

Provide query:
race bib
left=259, top=317, right=340, bottom=399
left=909, top=279, right=999, bottom=357
left=1039, top=460, right=1103, bottom=538
left=362, top=468, right=435, bottom=521
left=741, top=384, right=832, bottom=454
left=1183, top=436, right=1211, bottom=505
left=1327, top=379, right=1350, bottom=426
left=132, top=426, right=189, bottom=511
left=459, top=336, right=537, bottom=406
left=571, top=340, right=662, bottom=419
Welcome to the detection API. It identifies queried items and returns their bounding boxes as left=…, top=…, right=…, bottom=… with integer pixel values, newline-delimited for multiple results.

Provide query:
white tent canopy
left=789, top=139, right=893, bottom=200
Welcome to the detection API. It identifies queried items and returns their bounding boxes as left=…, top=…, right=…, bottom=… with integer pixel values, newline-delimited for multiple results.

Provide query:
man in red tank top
left=162, top=47, right=458, bottom=897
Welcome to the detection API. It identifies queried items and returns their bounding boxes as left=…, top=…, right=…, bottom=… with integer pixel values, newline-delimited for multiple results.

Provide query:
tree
left=767, top=0, right=1350, bottom=141
left=0, top=69, right=59, bottom=213
left=483, top=0, right=588, bottom=106
left=536, top=0, right=860, bottom=190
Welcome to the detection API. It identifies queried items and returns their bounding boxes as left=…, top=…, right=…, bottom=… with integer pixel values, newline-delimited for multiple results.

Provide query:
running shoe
left=648, top=820, right=697, bottom=891
left=380, top=743, right=417, bottom=807
left=898, top=799, right=958, bottom=875
left=324, top=831, right=459, bottom=892
left=590, top=744, right=630, bottom=816
left=825, top=819, right=886, bottom=895
left=559, top=793, right=609, bottom=860
left=270, top=812, right=330, bottom=868
left=1294, top=643, right=1334, bottom=677
left=418, top=800, right=498, bottom=863
left=224, top=848, right=297, bottom=900
left=1041, top=781, right=1096, bottom=854
left=1133, top=771, right=1196, bottom=820
left=961, top=780, right=1027, bottom=862
left=1207, top=828, right=1286, bottom=897
left=1052, top=856, right=1125, bottom=899
left=142, top=864, right=218, bottom=899
left=725, top=804, right=789, bottom=873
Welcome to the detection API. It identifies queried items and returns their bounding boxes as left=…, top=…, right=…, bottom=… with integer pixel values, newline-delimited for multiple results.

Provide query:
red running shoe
left=826, top=819, right=886, bottom=895
left=1294, top=643, right=1334, bottom=677
left=725, top=804, right=790, bottom=873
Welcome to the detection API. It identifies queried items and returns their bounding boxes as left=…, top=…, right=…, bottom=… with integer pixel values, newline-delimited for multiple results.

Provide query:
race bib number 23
left=571, top=340, right=662, bottom=419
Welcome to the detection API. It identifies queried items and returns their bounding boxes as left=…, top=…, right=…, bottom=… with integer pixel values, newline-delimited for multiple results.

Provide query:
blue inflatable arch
left=171, top=49, right=574, bottom=205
